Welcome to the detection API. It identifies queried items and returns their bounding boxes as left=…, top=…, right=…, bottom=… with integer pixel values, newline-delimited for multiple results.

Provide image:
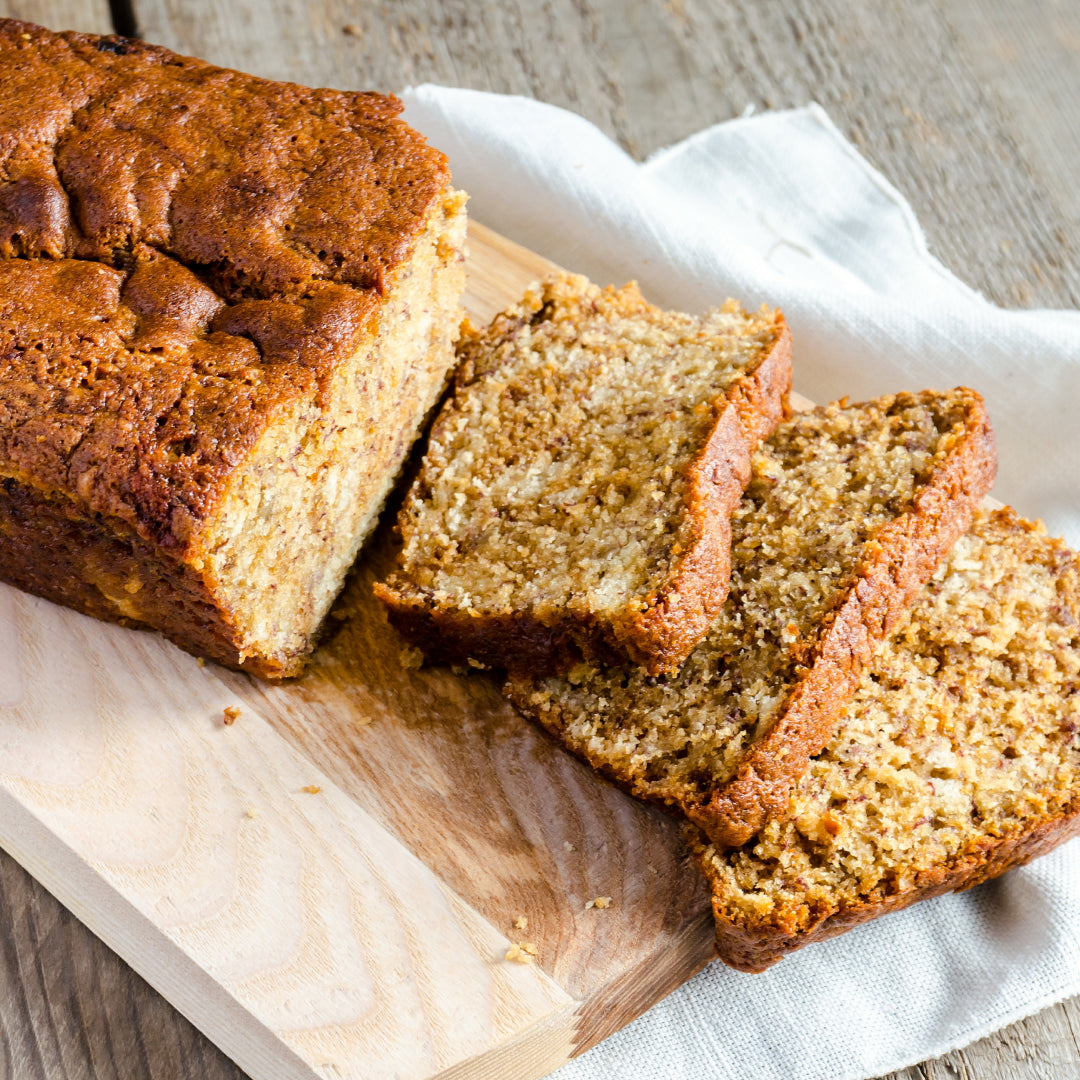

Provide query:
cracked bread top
left=0, top=19, right=453, bottom=551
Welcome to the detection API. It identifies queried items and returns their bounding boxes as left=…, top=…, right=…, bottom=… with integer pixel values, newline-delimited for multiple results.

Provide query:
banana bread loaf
left=696, top=508, right=1080, bottom=971
left=508, top=390, right=996, bottom=846
left=375, top=273, right=792, bottom=675
left=0, top=20, right=466, bottom=677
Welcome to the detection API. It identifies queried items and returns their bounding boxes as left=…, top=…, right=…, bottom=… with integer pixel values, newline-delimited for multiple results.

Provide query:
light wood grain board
left=0, top=222, right=717, bottom=1080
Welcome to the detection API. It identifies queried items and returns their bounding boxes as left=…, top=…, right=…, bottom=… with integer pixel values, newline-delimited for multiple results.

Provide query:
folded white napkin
left=401, top=87, right=1080, bottom=1080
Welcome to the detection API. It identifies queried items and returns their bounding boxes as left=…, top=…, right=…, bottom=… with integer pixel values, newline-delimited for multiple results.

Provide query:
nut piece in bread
left=696, top=508, right=1080, bottom=971
left=376, top=273, right=792, bottom=676
left=0, top=21, right=467, bottom=678
left=508, top=390, right=996, bottom=847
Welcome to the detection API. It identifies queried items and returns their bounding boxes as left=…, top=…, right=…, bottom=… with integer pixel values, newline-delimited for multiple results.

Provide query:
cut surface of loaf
left=375, top=273, right=792, bottom=675
left=508, top=390, right=996, bottom=846
left=0, top=20, right=467, bottom=678
left=696, top=508, right=1080, bottom=972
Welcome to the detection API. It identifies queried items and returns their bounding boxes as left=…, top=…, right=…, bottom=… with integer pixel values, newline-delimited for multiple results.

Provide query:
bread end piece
left=0, top=21, right=470, bottom=676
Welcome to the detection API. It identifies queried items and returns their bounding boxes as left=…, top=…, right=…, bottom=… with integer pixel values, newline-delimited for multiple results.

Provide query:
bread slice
left=0, top=21, right=466, bottom=678
left=694, top=508, right=1080, bottom=972
left=508, top=390, right=996, bottom=847
left=375, top=273, right=792, bottom=676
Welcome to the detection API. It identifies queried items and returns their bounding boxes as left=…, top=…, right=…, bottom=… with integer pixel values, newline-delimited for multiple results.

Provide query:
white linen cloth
left=401, top=87, right=1080, bottom=1080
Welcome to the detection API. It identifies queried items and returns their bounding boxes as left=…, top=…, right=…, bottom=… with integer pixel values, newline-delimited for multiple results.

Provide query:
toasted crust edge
left=685, top=389, right=998, bottom=849
left=0, top=475, right=296, bottom=679
left=695, top=804, right=1080, bottom=972
left=613, top=319, right=793, bottom=673
left=375, top=294, right=793, bottom=677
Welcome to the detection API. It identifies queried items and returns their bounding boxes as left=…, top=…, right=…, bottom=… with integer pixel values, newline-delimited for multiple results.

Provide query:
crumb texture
left=510, top=391, right=986, bottom=813
left=700, top=508, right=1080, bottom=966
left=378, top=272, right=790, bottom=671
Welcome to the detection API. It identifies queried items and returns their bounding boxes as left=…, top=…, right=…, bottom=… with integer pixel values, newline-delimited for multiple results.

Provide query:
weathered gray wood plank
left=1, top=0, right=109, bottom=32
left=2, top=2, right=1079, bottom=1079
left=948, top=0, right=1080, bottom=306
left=0, top=847, right=246, bottom=1080
left=137, top=0, right=1080, bottom=309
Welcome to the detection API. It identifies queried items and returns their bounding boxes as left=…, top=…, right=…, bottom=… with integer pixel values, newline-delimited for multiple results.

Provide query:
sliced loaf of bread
left=508, top=390, right=996, bottom=848
left=375, top=273, right=792, bottom=675
left=694, top=508, right=1080, bottom=971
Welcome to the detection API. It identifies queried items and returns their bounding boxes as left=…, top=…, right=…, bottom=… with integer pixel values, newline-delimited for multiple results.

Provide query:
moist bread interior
left=377, top=273, right=791, bottom=673
left=696, top=508, right=1080, bottom=968
left=510, top=391, right=990, bottom=817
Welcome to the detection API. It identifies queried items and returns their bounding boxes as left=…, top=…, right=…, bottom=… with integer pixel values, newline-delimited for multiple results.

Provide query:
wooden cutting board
left=0, top=223, right=719, bottom=1080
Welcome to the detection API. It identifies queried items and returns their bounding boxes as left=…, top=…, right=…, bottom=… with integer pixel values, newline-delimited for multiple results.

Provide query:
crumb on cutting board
left=512, top=915, right=528, bottom=930
left=505, top=942, right=539, bottom=964
left=301, top=785, right=322, bottom=794
left=223, top=706, right=241, bottom=726
left=585, top=896, right=612, bottom=910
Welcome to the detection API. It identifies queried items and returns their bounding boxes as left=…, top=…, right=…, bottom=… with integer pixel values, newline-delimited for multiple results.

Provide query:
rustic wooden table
left=2, top=1, right=1078, bottom=1077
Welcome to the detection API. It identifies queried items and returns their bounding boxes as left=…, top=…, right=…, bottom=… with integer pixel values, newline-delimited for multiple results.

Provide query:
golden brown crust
left=0, top=475, right=289, bottom=677
left=686, top=390, right=996, bottom=847
left=0, top=255, right=344, bottom=553
left=0, top=20, right=460, bottom=676
left=0, top=21, right=446, bottom=295
left=374, top=601, right=586, bottom=675
left=615, top=321, right=792, bottom=671
left=698, top=807, right=1080, bottom=972
left=0, top=18, right=448, bottom=553
left=376, top=290, right=792, bottom=676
